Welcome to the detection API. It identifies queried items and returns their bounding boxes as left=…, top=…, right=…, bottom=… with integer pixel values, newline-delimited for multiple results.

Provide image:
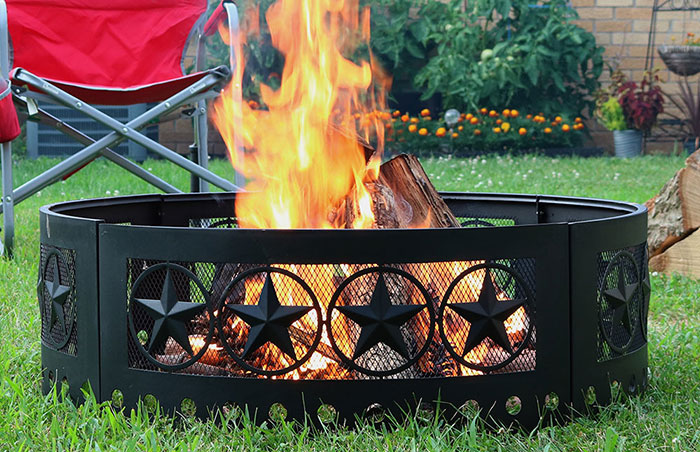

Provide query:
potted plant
left=595, top=70, right=665, bottom=157
left=665, top=77, right=700, bottom=155
left=658, top=33, right=700, bottom=77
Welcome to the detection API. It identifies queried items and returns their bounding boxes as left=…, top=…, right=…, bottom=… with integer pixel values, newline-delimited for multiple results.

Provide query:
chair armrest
left=203, top=0, right=236, bottom=38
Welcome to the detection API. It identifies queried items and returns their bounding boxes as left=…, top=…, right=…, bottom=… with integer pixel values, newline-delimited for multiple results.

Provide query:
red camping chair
left=0, top=0, right=242, bottom=257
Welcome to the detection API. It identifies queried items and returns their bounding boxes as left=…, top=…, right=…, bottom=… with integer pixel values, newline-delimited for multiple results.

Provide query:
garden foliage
left=206, top=0, right=604, bottom=121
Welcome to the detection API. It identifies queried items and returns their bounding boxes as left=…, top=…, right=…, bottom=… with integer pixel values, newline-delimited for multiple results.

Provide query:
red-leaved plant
left=612, top=69, right=665, bottom=132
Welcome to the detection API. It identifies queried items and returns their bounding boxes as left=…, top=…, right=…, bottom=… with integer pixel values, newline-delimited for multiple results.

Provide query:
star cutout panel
left=216, top=267, right=322, bottom=376
left=439, top=263, right=534, bottom=372
left=597, top=249, right=643, bottom=356
left=38, top=248, right=76, bottom=352
left=326, top=267, right=435, bottom=377
left=227, top=273, right=311, bottom=360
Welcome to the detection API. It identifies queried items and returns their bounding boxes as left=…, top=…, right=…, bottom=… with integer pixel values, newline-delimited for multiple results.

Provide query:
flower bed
left=381, top=108, right=587, bottom=156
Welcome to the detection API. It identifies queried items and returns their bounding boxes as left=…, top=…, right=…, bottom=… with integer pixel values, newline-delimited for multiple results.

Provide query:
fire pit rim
left=40, top=191, right=646, bottom=229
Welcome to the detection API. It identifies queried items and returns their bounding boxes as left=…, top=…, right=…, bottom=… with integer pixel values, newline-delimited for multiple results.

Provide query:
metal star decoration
left=603, top=267, right=638, bottom=335
left=337, top=274, right=424, bottom=360
left=447, top=268, right=525, bottom=355
left=43, top=258, right=72, bottom=335
left=227, top=273, right=311, bottom=360
left=134, top=269, right=205, bottom=355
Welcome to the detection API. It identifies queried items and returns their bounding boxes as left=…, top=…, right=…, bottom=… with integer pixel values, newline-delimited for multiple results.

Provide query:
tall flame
left=213, top=0, right=388, bottom=229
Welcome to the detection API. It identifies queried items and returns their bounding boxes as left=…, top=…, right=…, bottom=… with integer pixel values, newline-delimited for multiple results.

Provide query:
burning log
left=377, top=154, right=461, bottom=229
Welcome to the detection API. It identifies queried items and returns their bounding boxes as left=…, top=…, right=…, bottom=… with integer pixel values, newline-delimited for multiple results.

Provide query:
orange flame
left=213, top=0, right=388, bottom=229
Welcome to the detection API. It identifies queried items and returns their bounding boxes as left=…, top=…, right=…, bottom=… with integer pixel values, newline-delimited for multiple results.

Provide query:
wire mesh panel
left=125, top=256, right=537, bottom=380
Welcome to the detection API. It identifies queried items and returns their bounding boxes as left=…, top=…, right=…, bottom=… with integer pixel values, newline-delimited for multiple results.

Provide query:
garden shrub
left=205, top=0, right=603, bottom=122
left=367, top=0, right=604, bottom=119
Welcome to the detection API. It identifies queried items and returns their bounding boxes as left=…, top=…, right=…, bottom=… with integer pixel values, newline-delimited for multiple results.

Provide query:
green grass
left=1, top=154, right=699, bottom=451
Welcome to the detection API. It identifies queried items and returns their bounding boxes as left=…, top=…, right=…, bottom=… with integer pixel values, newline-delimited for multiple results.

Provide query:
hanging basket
left=658, top=45, right=700, bottom=77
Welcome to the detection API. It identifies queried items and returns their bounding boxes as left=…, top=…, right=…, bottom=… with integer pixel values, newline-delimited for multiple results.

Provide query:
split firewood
left=646, top=149, right=700, bottom=258
left=377, top=154, right=460, bottom=228
left=649, top=230, right=700, bottom=278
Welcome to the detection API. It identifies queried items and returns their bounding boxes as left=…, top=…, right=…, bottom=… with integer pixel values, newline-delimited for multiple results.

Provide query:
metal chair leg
left=1, top=141, right=14, bottom=257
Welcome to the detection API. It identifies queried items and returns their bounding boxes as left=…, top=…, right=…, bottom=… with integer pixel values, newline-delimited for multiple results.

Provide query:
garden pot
left=613, top=130, right=642, bottom=158
left=658, top=46, right=700, bottom=77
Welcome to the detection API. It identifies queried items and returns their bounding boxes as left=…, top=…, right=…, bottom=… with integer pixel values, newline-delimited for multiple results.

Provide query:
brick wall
left=572, top=0, right=696, bottom=152
left=160, top=1, right=696, bottom=157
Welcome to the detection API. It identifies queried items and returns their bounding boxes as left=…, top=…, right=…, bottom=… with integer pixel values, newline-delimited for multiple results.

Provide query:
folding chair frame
left=0, top=0, right=243, bottom=257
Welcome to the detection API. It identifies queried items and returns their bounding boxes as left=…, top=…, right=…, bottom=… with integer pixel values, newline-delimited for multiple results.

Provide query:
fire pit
left=38, top=190, right=649, bottom=426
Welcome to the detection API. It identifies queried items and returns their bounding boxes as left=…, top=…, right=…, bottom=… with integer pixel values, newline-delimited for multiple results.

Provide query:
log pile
left=646, top=150, right=700, bottom=277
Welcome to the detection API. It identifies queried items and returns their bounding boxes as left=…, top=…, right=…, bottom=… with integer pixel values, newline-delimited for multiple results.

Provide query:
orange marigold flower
left=496, top=119, right=503, bottom=125
left=562, top=124, right=570, bottom=132
left=503, top=109, right=511, bottom=117
left=458, top=125, right=464, bottom=131
left=510, top=109, right=519, bottom=118
left=420, top=108, right=430, bottom=117
left=519, top=127, right=527, bottom=136
left=493, top=127, right=502, bottom=134
left=410, top=117, right=419, bottom=124
left=502, top=122, right=511, bottom=132
left=425, top=116, right=432, bottom=121
left=544, top=127, right=552, bottom=134
left=466, top=113, right=473, bottom=120
left=575, top=117, right=582, bottom=123
left=401, top=114, right=410, bottom=122
left=526, top=114, right=533, bottom=119
left=436, top=127, right=447, bottom=137
left=474, top=129, right=482, bottom=136
left=452, top=132, right=459, bottom=139
left=418, top=127, right=428, bottom=136
left=408, top=124, right=418, bottom=133
left=555, top=116, right=562, bottom=123
left=393, top=110, right=401, bottom=117
left=489, top=110, right=498, bottom=118
left=480, top=108, right=488, bottom=115
left=470, top=117, right=479, bottom=125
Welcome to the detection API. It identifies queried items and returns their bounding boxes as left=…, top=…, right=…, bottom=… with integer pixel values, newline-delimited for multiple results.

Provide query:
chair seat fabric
left=6, top=0, right=207, bottom=89
left=0, top=78, right=20, bottom=143
left=11, top=68, right=210, bottom=105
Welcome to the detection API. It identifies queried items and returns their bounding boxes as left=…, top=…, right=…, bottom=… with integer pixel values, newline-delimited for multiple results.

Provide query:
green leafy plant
left=595, top=69, right=665, bottom=133
left=410, top=0, right=604, bottom=118
left=597, top=98, right=627, bottom=131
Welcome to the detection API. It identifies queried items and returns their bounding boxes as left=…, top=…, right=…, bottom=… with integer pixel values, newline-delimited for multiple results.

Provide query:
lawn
left=1, top=154, right=699, bottom=451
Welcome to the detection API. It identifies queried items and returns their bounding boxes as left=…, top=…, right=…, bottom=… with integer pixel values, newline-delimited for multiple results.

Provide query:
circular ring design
left=438, top=262, right=534, bottom=372
left=39, top=248, right=76, bottom=350
left=598, top=251, right=640, bottom=354
left=639, top=248, right=650, bottom=342
left=326, top=266, right=435, bottom=377
left=128, top=262, right=214, bottom=371
left=460, top=219, right=496, bottom=228
left=206, top=218, right=238, bottom=229
left=216, top=266, right=322, bottom=376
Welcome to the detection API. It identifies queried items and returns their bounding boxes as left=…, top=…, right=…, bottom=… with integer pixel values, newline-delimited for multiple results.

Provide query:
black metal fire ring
left=438, top=262, right=535, bottom=372
left=326, top=266, right=436, bottom=378
left=597, top=251, right=640, bottom=354
left=127, top=262, right=215, bottom=372
left=38, top=248, right=76, bottom=351
left=216, top=266, right=323, bottom=377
